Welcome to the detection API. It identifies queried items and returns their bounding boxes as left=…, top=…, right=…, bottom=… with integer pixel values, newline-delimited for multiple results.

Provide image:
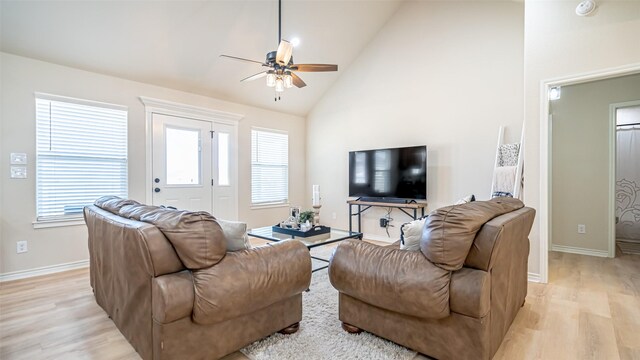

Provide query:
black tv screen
left=348, top=145, right=427, bottom=200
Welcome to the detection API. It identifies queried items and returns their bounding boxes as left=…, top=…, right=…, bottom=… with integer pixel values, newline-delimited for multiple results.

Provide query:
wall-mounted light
left=549, top=86, right=561, bottom=100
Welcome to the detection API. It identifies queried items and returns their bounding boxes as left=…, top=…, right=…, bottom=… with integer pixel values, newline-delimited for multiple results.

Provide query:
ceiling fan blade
left=291, top=72, right=307, bottom=88
left=220, top=54, right=265, bottom=65
left=240, top=71, right=268, bottom=82
left=276, top=40, right=293, bottom=65
left=292, top=64, right=338, bottom=72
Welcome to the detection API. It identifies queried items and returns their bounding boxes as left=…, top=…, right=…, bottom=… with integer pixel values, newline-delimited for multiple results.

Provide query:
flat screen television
left=348, top=145, right=427, bottom=201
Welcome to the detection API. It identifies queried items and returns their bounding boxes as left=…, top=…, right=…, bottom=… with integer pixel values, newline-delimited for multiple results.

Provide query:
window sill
left=33, top=218, right=86, bottom=229
left=250, top=203, right=290, bottom=210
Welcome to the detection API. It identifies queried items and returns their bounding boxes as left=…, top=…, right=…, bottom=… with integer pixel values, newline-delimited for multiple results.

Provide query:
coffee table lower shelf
left=248, top=226, right=363, bottom=273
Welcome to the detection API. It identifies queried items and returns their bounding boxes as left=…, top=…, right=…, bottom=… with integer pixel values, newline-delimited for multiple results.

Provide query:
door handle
left=154, top=188, right=161, bottom=193
left=154, top=178, right=160, bottom=183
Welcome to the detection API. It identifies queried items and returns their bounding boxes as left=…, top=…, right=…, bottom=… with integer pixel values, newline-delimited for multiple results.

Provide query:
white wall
left=0, top=52, right=305, bottom=275
left=524, top=0, right=640, bottom=277
left=306, top=1, right=524, bottom=241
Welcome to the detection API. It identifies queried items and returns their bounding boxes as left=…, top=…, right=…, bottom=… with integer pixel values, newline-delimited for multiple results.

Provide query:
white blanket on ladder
left=493, top=166, right=517, bottom=194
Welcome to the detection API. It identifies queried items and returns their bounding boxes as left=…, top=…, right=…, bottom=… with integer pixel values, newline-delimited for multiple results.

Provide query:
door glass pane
left=166, top=127, right=200, bottom=185
left=218, top=132, right=230, bottom=186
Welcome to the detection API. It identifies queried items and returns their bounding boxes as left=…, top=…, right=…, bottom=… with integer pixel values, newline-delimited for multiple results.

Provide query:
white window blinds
left=35, top=95, right=128, bottom=221
left=251, top=129, right=288, bottom=205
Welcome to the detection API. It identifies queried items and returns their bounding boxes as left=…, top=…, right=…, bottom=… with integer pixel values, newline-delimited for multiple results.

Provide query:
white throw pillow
left=400, top=217, right=427, bottom=251
left=217, top=219, right=252, bottom=252
left=455, top=194, right=476, bottom=205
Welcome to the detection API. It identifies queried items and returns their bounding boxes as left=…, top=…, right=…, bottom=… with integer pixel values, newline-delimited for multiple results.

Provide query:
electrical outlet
left=332, top=212, right=337, bottom=220
left=577, top=224, right=586, bottom=234
left=16, top=240, right=28, bottom=253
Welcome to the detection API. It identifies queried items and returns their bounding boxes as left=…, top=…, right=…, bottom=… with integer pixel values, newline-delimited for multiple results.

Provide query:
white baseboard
left=362, top=233, right=396, bottom=243
left=0, top=259, right=89, bottom=282
left=551, top=244, right=609, bottom=258
left=528, top=272, right=541, bottom=283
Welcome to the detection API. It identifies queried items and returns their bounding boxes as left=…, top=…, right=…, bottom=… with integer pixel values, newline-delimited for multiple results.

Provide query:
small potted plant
left=299, top=210, right=315, bottom=225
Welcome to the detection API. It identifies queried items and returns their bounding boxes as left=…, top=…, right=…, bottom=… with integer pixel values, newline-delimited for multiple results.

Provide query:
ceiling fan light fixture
left=284, top=72, right=293, bottom=88
left=266, top=71, right=276, bottom=87
left=275, top=78, right=285, bottom=93
left=276, top=40, right=293, bottom=65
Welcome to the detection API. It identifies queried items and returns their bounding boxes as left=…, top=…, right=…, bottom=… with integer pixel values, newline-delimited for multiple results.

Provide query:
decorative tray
left=272, top=224, right=331, bottom=238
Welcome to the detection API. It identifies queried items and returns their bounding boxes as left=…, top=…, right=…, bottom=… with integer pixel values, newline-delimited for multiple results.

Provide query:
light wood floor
left=1, top=244, right=639, bottom=360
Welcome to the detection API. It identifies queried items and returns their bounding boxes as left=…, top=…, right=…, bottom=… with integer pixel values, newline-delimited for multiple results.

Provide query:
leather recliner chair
left=329, top=198, right=535, bottom=360
left=84, top=196, right=311, bottom=360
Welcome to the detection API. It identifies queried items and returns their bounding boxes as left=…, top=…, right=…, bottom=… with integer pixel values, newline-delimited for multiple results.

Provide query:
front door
left=152, top=113, right=212, bottom=212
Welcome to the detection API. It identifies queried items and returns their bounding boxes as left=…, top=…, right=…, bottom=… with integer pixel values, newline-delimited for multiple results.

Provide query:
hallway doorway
left=615, top=102, right=640, bottom=255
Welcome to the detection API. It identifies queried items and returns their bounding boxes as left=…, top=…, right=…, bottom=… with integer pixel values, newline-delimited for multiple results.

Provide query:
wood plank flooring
left=1, top=244, right=639, bottom=360
left=493, top=250, right=640, bottom=360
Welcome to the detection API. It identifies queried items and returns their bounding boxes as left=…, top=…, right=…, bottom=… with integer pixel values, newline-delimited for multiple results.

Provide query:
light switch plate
left=10, top=153, right=27, bottom=164
left=10, top=166, right=27, bottom=179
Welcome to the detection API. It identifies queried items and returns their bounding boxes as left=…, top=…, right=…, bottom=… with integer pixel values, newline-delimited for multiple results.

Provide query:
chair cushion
left=329, top=239, right=451, bottom=320
left=191, top=240, right=311, bottom=325
left=420, top=198, right=523, bottom=271
left=94, top=196, right=140, bottom=214
left=118, top=204, right=165, bottom=221
left=140, top=209, right=227, bottom=270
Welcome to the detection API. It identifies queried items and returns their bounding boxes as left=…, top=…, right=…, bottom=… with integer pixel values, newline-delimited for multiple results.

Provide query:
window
left=251, top=128, right=288, bottom=206
left=35, top=94, right=128, bottom=222
left=165, top=127, right=200, bottom=185
left=218, top=132, right=230, bottom=186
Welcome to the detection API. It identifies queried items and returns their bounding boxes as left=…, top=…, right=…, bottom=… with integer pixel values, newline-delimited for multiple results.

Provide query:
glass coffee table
left=248, top=227, right=363, bottom=272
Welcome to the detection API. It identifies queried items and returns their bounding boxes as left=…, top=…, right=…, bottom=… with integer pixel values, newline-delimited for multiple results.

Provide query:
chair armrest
left=450, top=267, right=490, bottom=318
left=329, top=239, right=451, bottom=320
left=191, top=240, right=311, bottom=325
left=152, top=271, right=194, bottom=324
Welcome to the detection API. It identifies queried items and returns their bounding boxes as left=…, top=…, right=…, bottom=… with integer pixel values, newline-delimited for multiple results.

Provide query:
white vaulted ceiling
left=0, top=0, right=402, bottom=116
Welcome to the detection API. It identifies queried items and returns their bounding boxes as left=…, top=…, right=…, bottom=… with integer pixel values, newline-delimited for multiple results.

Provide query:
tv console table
left=347, top=200, right=427, bottom=233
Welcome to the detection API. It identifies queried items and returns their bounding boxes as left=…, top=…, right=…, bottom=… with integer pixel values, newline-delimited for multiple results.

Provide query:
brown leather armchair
left=85, top=197, right=311, bottom=360
left=329, top=198, right=535, bottom=360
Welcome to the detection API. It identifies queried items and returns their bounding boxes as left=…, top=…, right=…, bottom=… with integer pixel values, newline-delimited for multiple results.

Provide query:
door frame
left=538, top=63, right=640, bottom=283
left=140, top=96, right=243, bottom=218
left=610, top=99, right=640, bottom=256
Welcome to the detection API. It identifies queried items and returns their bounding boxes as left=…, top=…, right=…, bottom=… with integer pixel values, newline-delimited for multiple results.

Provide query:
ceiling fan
left=220, top=0, right=338, bottom=101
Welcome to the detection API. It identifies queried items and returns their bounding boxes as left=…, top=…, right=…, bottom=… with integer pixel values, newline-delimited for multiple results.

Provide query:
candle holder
left=312, top=204, right=322, bottom=226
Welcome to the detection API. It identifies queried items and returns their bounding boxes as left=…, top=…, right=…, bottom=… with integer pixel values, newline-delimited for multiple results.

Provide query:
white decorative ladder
left=490, top=126, right=524, bottom=199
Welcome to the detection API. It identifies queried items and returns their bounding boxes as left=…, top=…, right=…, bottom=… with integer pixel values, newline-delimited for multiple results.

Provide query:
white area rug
left=241, top=270, right=417, bottom=360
